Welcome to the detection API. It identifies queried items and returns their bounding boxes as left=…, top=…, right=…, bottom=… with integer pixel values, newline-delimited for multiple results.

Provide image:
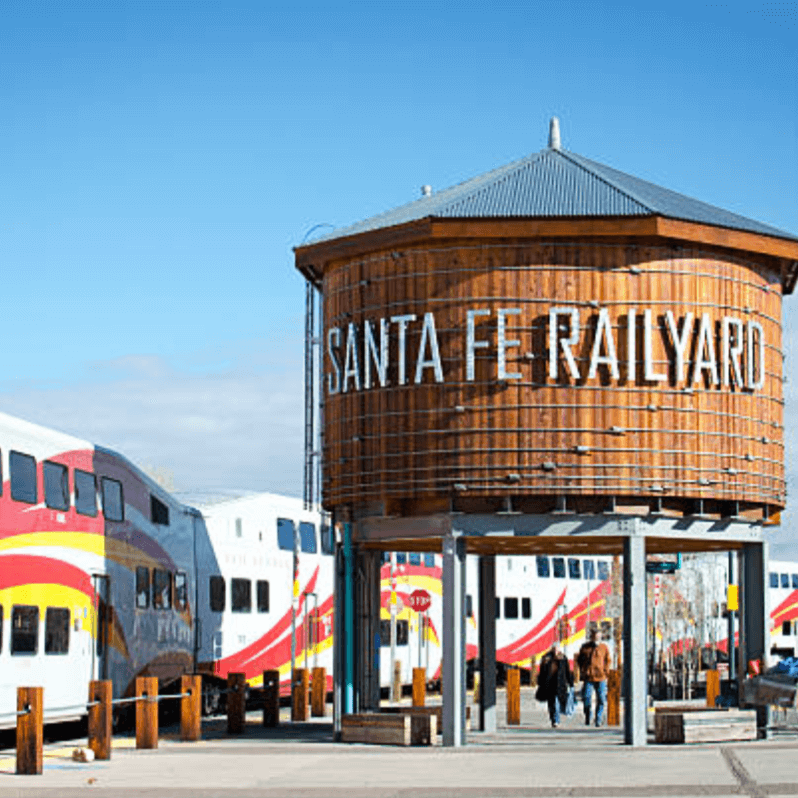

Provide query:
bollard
left=311, top=667, right=327, bottom=717
left=181, top=674, right=202, bottom=742
left=227, top=672, right=247, bottom=734
left=88, top=680, right=112, bottom=760
left=506, top=667, right=520, bottom=725
left=392, top=660, right=402, bottom=702
left=135, top=676, right=159, bottom=749
left=16, top=686, right=43, bottom=775
left=262, top=670, right=280, bottom=727
left=473, top=672, right=480, bottom=704
left=706, top=669, right=720, bottom=708
left=607, top=669, right=621, bottom=726
left=292, top=668, right=309, bottom=722
left=412, top=667, right=426, bottom=707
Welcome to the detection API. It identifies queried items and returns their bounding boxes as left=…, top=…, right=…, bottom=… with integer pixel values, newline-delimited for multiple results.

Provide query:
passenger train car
left=2, top=409, right=797, bottom=723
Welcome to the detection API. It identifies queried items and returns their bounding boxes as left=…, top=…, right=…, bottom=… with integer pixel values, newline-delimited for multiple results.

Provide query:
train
left=1, top=410, right=796, bottom=723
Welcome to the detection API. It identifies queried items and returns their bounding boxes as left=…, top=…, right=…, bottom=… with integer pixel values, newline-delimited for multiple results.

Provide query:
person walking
left=577, top=627, right=611, bottom=726
left=535, top=640, right=573, bottom=728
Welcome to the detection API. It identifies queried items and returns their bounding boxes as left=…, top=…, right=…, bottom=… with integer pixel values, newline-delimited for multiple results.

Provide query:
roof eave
left=293, top=214, right=798, bottom=292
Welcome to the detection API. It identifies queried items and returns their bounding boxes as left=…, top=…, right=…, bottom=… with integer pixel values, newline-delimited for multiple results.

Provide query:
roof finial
left=548, top=117, right=561, bottom=150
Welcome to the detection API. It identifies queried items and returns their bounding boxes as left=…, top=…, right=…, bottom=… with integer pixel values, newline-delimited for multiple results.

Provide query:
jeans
left=547, top=695, right=561, bottom=726
left=583, top=680, right=607, bottom=726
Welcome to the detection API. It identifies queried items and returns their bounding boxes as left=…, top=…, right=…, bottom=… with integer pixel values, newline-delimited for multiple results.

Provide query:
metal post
left=290, top=521, right=299, bottom=687
left=478, top=554, right=497, bottom=733
left=728, top=551, right=736, bottom=682
left=343, top=521, right=354, bottom=714
left=389, top=551, right=398, bottom=702
left=442, top=532, right=466, bottom=747
left=623, top=532, right=647, bottom=746
left=739, top=540, right=770, bottom=738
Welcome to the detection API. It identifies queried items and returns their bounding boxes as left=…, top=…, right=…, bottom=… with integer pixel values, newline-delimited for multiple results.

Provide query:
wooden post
left=227, top=672, right=247, bottom=734
left=506, top=667, right=520, bottom=725
left=706, top=669, right=720, bottom=708
left=311, top=667, right=326, bottom=717
left=135, top=676, right=158, bottom=750
left=16, top=686, right=43, bottom=775
left=180, top=674, right=202, bottom=742
left=473, top=672, right=480, bottom=704
left=607, top=669, right=621, bottom=726
left=392, top=660, right=402, bottom=702
left=292, top=668, right=309, bottom=721
left=412, top=668, right=426, bottom=707
left=88, top=680, right=112, bottom=760
left=262, top=670, right=280, bottom=727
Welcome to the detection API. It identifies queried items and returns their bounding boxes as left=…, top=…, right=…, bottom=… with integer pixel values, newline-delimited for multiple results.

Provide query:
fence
left=1, top=667, right=327, bottom=776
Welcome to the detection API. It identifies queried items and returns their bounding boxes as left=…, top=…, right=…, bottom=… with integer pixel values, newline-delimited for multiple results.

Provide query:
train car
left=180, top=491, right=334, bottom=704
left=769, top=559, right=798, bottom=659
left=0, top=410, right=203, bottom=724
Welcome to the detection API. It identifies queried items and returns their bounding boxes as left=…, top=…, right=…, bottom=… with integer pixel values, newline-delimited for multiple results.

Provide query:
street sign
left=407, top=589, right=431, bottom=612
left=646, top=561, right=678, bottom=574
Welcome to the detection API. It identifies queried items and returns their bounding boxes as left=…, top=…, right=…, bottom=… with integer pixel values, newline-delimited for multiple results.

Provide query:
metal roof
left=307, top=146, right=798, bottom=244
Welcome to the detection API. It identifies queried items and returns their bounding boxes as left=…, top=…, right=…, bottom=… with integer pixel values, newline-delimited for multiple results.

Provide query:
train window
left=101, top=478, right=124, bottom=522
left=793, top=574, right=798, bottom=590
left=74, top=470, right=97, bottom=516
left=43, top=461, right=69, bottom=511
left=783, top=621, right=792, bottom=636
left=583, top=560, right=596, bottom=580
left=536, top=556, right=550, bottom=578
left=45, top=607, right=69, bottom=654
left=568, top=558, right=581, bottom=579
left=152, top=569, right=172, bottom=610
left=299, top=522, right=317, bottom=554
left=770, top=573, right=779, bottom=588
left=552, top=557, right=566, bottom=578
left=277, top=518, right=294, bottom=551
left=601, top=620, right=612, bottom=639
left=522, top=597, right=532, bottom=619
left=379, top=619, right=409, bottom=646
left=504, top=597, right=519, bottom=619
left=11, top=605, right=39, bottom=655
left=257, top=580, right=269, bottom=612
left=10, top=451, right=37, bottom=504
left=781, top=574, right=790, bottom=589
left=150, top=495, right=170, bottom=526
left=175, top=572, right=188, bottom=611
left=409, top=553, right=421, bottom=566
left=597, top=561, right=610, bottom=581
left=235, top=518, right=242, bottom=538
left=320, top=525, right=334, bottom=555
left=424, top=553, right=435, bottom=568
left=495, top=598, right=500, bottom=618
left=396, top=553, right=407, bottom=566
left=465, top=594, right=473, bottom=618
left=135, top=567, right=150, bottom=609
left=209, top=576, right=225, bottom=612
left=232, top=578, right=252, bottom=613
left=382, top=551, right=391, bottom=565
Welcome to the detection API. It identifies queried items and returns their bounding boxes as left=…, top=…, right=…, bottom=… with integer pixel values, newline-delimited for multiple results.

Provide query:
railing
left=4, top=667, right=328, bottom=776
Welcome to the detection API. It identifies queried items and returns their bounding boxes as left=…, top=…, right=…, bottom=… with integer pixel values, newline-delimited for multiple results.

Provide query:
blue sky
left=1, top=1, right=796, bottom=552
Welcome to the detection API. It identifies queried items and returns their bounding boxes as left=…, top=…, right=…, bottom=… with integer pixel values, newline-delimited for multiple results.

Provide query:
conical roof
left=310, top=141, right=797, bottom=245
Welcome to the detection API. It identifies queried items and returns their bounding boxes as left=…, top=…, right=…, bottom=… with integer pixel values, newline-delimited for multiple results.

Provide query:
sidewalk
left=0, top=695, right=796, bottom=797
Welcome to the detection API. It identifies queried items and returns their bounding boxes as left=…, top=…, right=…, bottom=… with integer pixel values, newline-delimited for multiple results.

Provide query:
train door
left=92, top=574, right=111, bottom=681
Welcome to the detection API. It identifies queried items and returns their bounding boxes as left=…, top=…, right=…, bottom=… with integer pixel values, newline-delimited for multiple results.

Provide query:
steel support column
left=623, top=533, right=647, bottom=746
left=477, top=555, right=497, bottom=732
left=442, top=532, right=467, bottom=747
left=739, top=540, right=770, bottom=738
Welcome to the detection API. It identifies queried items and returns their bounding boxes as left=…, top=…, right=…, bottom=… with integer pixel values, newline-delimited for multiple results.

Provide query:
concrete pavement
left=0, top=695, right=795, bottom=797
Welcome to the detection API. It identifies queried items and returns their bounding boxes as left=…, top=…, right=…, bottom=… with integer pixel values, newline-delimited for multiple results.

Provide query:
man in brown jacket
left=577, top=628, right=611, bottom=726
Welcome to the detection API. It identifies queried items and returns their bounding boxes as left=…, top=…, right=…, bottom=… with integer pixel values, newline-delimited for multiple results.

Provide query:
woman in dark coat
left=535, top=640, right=574, bottom=727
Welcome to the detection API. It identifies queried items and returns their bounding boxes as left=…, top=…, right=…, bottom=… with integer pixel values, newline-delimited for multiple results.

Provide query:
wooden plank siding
left=319, top=239, right=784, bottom=518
